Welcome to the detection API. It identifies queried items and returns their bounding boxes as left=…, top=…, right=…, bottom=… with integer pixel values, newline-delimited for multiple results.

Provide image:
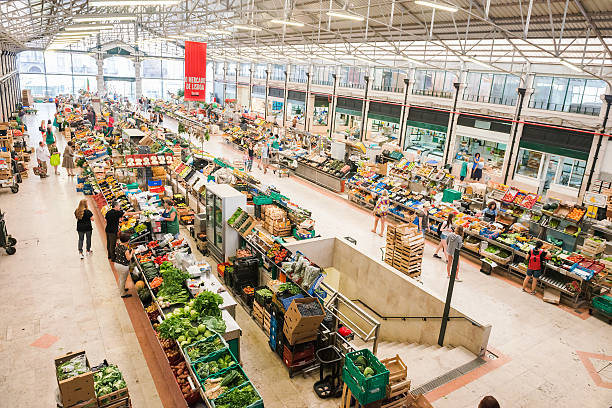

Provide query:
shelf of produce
left=294, top=161, right=346, bottom=192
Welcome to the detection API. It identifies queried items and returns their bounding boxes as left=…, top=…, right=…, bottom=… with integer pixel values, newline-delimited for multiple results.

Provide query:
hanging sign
left=584, top=192, right=607, bottom=208
left=184, top=41, right=207, bottom=101
left=125, top=153, right=175, bottom=167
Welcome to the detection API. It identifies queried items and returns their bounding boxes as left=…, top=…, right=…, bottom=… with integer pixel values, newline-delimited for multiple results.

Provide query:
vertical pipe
left=398, top=77, right=411, bottom=149
left=443, top=82, right=461, bottom=166
left=304, top=71, right=311, bottom=132
left=585, top=94, right=612, bottom=192
left=264, top=69, right=269, bottom=120
left=283, top=70, right=288, bottom=128
left=329, top=73, right=337, bottom=137
left=248, top=67, right=253, bottom=112
left=504, top=87, right=527, bottom=184
left=360, top=75, right=370, bottom=142
left=438, top=247, right=460, bottom=347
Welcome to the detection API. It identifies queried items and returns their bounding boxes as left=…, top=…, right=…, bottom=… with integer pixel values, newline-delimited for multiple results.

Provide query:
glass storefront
left=403, top=122, right=446, bottom=163
left=515, top=148, right=587, bottom=193
left=287, top=100, right=305, bottom=125
left=366, top=118, right=400, bottom=142
left=455, top=136, right=507, bottom=170
left=334, top=111, right=362, bottom=139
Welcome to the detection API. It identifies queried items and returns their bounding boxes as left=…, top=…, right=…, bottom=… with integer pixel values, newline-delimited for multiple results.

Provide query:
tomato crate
left=211, top=381, right=263, bottom=408
left=192, top=348, right=238, bottom=386
left=342, top=349, right=390, bottom=405
left=282, top=341, right=315, bottom=366
left=183, top=334, right=229, bottom=365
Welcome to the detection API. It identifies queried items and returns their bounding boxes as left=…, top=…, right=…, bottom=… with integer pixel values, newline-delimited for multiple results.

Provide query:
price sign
left=125, top=153, right=174, bottom=168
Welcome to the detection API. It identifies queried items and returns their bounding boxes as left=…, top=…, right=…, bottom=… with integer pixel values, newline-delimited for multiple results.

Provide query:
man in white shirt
left=35, top=141, right=50, bottom=178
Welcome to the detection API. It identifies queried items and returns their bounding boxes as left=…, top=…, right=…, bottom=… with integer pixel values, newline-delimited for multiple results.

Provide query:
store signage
left=125, top=154, right=175, bottom=167
left=184, top=41, right=207, bottom=101
left=584, top=192, right=607, bottom=208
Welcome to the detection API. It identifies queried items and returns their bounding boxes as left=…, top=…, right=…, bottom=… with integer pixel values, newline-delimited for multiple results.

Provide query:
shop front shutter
left=407, top=107, right=449, bottom=128
left=287, top=90, right=306, bottom=103
left=314, top=95, right=331, bottom=107
left=367, top=100, right=402, bottom=123
left=457, top=115, right=512, bottom=134
left=252, top=85, right=266, bottom=97
left=336, top=96, right=363, bottom=116
left=519, top=124, right=593, bottom=160
left=268, top=87, right=284, bottom=98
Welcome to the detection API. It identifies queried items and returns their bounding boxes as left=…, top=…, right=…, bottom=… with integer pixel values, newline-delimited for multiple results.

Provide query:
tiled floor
left=0, top=103, right=610, bottom=407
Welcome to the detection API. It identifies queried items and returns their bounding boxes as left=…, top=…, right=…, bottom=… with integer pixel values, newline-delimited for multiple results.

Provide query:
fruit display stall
left=426, top=184, right=610, bottom=307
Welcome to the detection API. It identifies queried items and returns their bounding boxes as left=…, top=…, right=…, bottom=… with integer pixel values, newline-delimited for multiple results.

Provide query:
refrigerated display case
left=205, top=183, right=247, bottom=261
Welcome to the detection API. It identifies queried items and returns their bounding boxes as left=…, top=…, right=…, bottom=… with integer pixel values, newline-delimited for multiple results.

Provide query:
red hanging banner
left=184, top=41, right=207, bottom=101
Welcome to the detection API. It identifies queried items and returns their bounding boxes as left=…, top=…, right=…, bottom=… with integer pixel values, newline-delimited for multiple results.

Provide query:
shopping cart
left=0, top=210, right=17, bottom=255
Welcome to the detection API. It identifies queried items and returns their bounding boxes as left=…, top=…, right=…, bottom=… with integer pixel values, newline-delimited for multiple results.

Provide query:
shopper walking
left=162, top=199, right=180, bottom=239
left=247, top=141, right=255, bottom=172
left=445, top=225, right=464, bottom=281
left=459, top=157, right=468, bottom=181
left=523, top=241, right=547, bottom=295
left=114, top=233, right=134, bottom=298
left=45, top=121, right=55, bottom=147
left=75, top=199, right=94, bottom=259
left=371, top=190, right=390, bottom=237
left=260, top=140, right=270, bottom=174
left=57, top=113, right=65, bottom=132
left=478, top=396, right=500, bottom=408
left=62, top=141, right=76, bottom=176
left=417, top=202, right=431, bottom=236
left=35, top=141, right=49, bottom=178
left=433, top=213, right=455, bottom=259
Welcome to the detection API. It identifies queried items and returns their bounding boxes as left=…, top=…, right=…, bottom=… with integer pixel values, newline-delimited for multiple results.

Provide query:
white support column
left=96, top=55, right=105, bottom=96
left=134, top=58, right=142, bottom=99
left=504, top=73, right=535, bottom=183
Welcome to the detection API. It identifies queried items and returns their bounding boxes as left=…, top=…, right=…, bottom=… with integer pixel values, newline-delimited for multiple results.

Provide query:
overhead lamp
left=233, top=24, right=262, bottom=31
left=58, top=31, right=100, bottom=36
left=414, top=1, right=458, bottom=13
left=89, top=0, right=180, bottom=6
left=270, top=19, right=304, bottom=27
left=73, top=14, right=137, bottom=22
left=326, top=11, right=365, bottom=21
left=462, top=56, right=496, bottom=70
left=65, top=24, right=113, bottom=31
left=312, top=55, right=338, bottom=64
left=206, top=28, right=232, bottom=35
left=559, top=59, right=582, bottom=72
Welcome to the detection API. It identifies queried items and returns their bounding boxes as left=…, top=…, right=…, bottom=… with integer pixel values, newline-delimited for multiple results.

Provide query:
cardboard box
left=67, top=398, right=98, bottom=408
left=282, top=298, right=325, bottom=345
left=98, top=387, right=129, bottom=407
left=54, top=351, right=95, bottom=407
left=101, top=398, right=131, bottom=408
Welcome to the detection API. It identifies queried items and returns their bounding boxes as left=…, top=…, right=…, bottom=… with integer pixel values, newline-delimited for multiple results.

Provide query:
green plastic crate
left=183, top=334, right=228, bottom=365
left=592, top=294, right=612, bottom=315
left=200, top=365, right=247, bottom=398
left=342, top=349, right=389, bottom=405
left=192, top=348, right=237, bottom=385
left=442, top=188, right=462, bottom=203
left=211, top=381, right=263, bottom=408
left=253, top=195, right=273, bottom=205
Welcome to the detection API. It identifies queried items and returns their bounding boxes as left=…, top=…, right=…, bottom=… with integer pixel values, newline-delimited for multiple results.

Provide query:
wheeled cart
left=0, top=210, right=17, bottom=254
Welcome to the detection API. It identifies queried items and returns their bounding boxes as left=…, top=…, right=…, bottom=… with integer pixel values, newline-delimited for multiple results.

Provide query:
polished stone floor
left=0, top=103, right=609, bottom=408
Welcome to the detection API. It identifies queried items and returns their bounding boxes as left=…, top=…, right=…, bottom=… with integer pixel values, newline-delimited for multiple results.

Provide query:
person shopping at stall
left=471, top=152, right=483, bottom=181
left=75, top=199, right=94, bottom=259
left=105, top=201, right=140, bottom=261
left=35, top=141, right=49, bottom=178
left=523, top=241, right=548, bottom=295
left=62, top=141, right=76, bottom=176
left=445, top=225, right=464, bottom=281
left=260, top=140, right=270, bottom=174
left=45, top=120, right=55, bottom=147
left=433, top=213, right=455, bottom=259
left=483, top=201, right=498, bottom=222
left=371, top=190, right=390, bottom=237
left=247, top=141, right=255, bottom=172
left=417, top=203, right=431, bottom=236
left=162, top=199, right=180, bottom=239
left=114, top=232, right=134, bottom=298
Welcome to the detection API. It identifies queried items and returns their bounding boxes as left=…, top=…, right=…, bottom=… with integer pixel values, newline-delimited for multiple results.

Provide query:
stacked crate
left=263, top=205, right=292, bottom=237
left=385, top=224, right=424, bottom=277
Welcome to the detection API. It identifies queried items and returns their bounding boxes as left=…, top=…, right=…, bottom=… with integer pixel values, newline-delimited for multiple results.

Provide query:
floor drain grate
left=410, top=357, right=488, bottom=395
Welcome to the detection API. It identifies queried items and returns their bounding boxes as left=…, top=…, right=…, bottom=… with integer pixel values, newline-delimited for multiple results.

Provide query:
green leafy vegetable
left=93, top=364, right=126, bottom=397
left=185, top=337, right=224, bottom=362
left=192, top=290, right=223, bottom=317
left=56, top=354, right=88, bottom=381
left=214, top=384, right=260, bottom=408
left=157, top=315, right=193, bottom=340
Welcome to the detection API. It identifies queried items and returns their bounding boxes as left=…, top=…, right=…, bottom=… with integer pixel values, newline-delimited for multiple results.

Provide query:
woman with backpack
left=523, top=241, right=547, bottom=294
left=114, top=233, right=135, bottom=298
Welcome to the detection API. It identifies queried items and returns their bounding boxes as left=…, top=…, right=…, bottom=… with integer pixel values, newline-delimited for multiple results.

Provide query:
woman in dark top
left=483, top=201, right=498, bottom=222
left=75, top=199, right=94, bottom=259
left=247, top=141, right=254, bottom=172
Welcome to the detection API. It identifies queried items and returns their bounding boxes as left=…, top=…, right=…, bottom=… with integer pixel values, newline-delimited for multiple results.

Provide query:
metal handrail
left=319, top=281, right=382, bottom=354
left=352, top=298, right=483, bottom=328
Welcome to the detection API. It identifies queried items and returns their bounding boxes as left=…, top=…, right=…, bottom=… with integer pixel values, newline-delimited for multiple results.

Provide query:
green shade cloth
left=336, top=107, right=362, bottom=117
left=405, top=120, right=447, bottom=133
left=519, top=140, right=588, bottom=161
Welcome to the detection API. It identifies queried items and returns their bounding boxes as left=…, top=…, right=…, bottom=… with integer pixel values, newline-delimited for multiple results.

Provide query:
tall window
left=271, top=64, right=285, bottom=81
left=529, top=75, right=605, bottom=115
left=254, top=64, right=267, bottom=79
left=239, top=63, right=250, bottom=78
left=338, top=66, right=365, bottom=89
left=289, top=65, right=307, bottom=83
left=413, top=70, right=457, bottom=98
left=372, top=68, right=405, bottom=93
left=226, top=62, right=237, bottom=78
left=103, top=56, right=135, bottom=77
left=463, top=72, right=519, bottom=105
left=312, top=66, right=334, bottom=86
